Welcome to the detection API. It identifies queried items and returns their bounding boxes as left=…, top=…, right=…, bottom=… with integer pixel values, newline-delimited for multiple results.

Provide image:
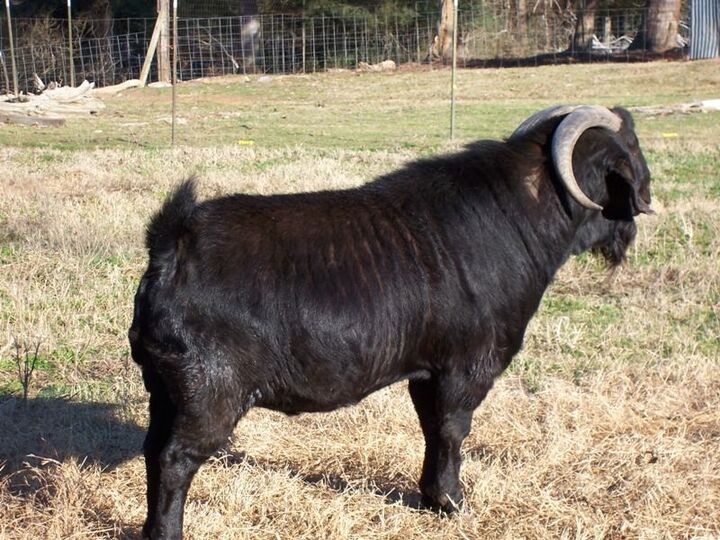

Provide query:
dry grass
left=1, top=61, right=719, bottom=539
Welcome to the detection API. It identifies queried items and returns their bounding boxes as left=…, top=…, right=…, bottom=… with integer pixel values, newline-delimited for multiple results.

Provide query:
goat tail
left=145, top=177, right=197, bottom=274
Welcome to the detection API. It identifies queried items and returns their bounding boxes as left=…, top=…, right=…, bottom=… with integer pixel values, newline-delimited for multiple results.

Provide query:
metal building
left=690, top=0, right=720, bottom=59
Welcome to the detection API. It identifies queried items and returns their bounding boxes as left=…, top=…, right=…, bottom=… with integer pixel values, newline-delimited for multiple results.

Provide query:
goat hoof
left=421, top=493, right=463, bottom=515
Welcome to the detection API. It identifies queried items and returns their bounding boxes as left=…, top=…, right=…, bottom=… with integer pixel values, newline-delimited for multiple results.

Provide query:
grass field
left=1, top=60, right=719, bottom=539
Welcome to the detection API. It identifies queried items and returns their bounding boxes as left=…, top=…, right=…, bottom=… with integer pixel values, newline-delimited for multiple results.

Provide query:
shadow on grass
left=0, top=395, right=144, bottom=479
left=462, top=47, right=686, bottom=69
left=213, top=450, right=426, bottom=511
left=0, top=395, right=146, bottom=537
left=300, top=470, right=426, bottom=510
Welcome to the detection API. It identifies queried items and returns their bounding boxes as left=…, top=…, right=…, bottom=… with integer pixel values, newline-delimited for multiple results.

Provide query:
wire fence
left=175, top=12, right=438, bottom=77
left=0, top=3, right=693, bottom=94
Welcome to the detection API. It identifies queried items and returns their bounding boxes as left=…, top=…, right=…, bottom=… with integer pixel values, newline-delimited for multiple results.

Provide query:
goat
left=129, top=105, right=652, bottom=539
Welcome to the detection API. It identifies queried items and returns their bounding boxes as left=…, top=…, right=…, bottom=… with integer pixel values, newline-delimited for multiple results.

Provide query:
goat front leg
left=408, top=373, right=492, bottom=513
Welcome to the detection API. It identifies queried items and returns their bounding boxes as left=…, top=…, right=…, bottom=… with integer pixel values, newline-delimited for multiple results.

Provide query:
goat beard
left=593, top=220, right=637, bottom=268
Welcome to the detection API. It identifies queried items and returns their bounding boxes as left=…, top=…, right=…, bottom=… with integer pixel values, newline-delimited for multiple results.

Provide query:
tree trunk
left=516, top=0, right=528, bottom=50
left=156, top=0, right=171, bottom=83
left=239, top=0, right=259, bottom=16
left=517, top=0, right=528, bottom=35
left=432, top=0, right=455, bottom=61
left=571, top=0, right=599, bottom=51
left=629, top=0, right=682, bottom=52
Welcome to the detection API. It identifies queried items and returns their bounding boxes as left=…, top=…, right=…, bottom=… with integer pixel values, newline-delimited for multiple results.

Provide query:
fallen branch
left=0, top=97, right=104, bottom=116
left=356, top=60, right=397, bottom=72
left=629, top=99, right=720, bottom=116
left=42, top=79, right=95, bottom=102
left=0, top=79, right=104, bottom=124
left=91, top=78, right=141, bottom=95
left=0, top=112, right=66, bottom=126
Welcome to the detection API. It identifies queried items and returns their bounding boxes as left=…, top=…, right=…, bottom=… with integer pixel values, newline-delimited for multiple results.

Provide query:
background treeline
left=7, top=0, right=680, bottom=19
left=1, top=0, right=689, bottom=95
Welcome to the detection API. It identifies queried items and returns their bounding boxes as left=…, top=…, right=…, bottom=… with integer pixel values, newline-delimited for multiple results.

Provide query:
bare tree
left=517, top=0, right=528, bottom=36
left=432, top=0, right=456, bottom=61
left=571, top=0, right=600, bottom=51
left=13, top=338, right=42, bottom=402
left=629, top=0, right=682, bottom=52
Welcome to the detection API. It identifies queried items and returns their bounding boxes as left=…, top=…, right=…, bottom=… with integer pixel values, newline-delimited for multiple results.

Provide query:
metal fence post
left=67, top=0, right=75, bottom=87
left=301, top=0, right=306, bottom=72
left=450, top=0, right=459, bottom=140
left=4, top=0, right=18, bottom=97
left=0, top=51, right=10, bottom=94
left=172, top=0, right=178, bottom=146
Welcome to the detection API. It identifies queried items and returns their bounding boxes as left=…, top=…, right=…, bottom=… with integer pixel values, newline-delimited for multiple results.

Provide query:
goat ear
left=603, top=159, right=652, bottom=219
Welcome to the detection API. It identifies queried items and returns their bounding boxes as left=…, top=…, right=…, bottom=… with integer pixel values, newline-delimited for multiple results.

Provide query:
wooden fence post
left=4, top=0, right=18, bottom=96
left=139, top=2, right=168, bottom=86
left=157, top=0, right=171, bottom=83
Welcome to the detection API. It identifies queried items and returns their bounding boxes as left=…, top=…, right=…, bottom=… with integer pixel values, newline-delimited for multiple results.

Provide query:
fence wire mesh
left=0, top=1, right=694, bottom=94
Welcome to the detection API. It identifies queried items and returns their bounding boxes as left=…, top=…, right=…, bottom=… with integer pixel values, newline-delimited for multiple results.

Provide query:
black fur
left=129, top=107, right=652, bottom=539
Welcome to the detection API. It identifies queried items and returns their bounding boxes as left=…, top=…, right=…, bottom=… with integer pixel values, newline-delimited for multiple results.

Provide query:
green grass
left=649, top=150, right=720, bottom=201
left=3, top=60, right=719, bottom=152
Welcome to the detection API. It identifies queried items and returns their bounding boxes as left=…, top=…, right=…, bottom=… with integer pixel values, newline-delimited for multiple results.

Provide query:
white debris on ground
left=0, top=79, right=105, bottom=127
left=356, top=60, right=397, bottom=72
left=160, top=116, right=188, bottom=125
left=91, top=79, right=141, bottom=96
left=630, top=99, right=720, bottom=116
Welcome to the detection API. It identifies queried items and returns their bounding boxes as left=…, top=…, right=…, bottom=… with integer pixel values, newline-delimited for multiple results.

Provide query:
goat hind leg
left=147, top=410, right=236, bottom=540
left=142, top=388, right=176, bottom=539
left=144, top=385, right=238, bottom=540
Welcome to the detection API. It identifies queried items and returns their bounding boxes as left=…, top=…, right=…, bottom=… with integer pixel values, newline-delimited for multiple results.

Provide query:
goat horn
left=511, top=105, right=583, bottom=138
left=552, top=106, right=622, bottom=211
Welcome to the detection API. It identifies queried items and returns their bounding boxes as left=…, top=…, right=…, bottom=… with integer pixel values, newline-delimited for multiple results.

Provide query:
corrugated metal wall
left=690, top=0, right=720, bottom=59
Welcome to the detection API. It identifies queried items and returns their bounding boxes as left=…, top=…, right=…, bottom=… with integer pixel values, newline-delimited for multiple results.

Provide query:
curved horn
left=551, top=106, right=622, bottom=211
left=511, top=105, right=583, bottom=138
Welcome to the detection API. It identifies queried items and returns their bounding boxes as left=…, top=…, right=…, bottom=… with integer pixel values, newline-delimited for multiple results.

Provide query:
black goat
left=129, top=105, right=652, bottom=539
